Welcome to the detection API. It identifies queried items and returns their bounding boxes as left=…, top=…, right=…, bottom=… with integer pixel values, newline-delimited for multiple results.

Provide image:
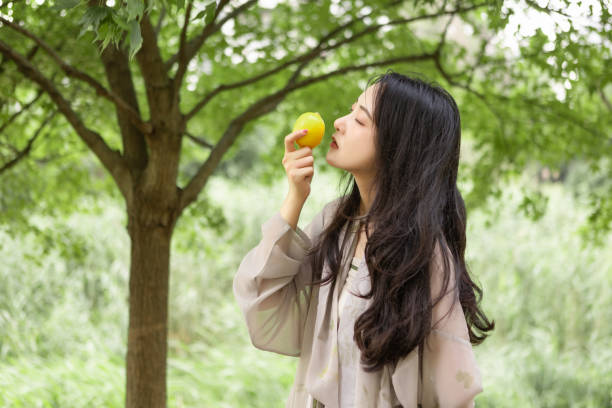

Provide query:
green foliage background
left=1, top=161, right=611, bottom=407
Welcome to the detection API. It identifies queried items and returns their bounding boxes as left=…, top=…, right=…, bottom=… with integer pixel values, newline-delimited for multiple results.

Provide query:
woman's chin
left=325, top=154, right=339, bottom=168
left=325, top=158, right=349, bottom=173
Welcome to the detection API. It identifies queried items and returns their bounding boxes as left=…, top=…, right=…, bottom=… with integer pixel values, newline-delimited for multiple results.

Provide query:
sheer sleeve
left=420, top=241, right=483, bottom=408
left=232, top=207, right=325, bottom=356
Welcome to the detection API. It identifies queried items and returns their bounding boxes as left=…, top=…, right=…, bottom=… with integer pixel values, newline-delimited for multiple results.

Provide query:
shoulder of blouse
left=321, top=196, right=343, bottom=224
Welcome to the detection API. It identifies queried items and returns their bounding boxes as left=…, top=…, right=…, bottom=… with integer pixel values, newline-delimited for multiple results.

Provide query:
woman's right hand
left=282, top=129, right=314, bottom=203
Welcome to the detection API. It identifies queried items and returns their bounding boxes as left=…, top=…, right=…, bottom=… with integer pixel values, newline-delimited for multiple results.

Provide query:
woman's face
left=326, top=84, right=378, bottom=174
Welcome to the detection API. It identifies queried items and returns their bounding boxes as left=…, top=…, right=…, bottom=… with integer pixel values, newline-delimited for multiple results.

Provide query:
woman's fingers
left=282, top=129, right=314, bottom=202
left=284, top=129, right=308, bottom=153
left=282, top=146, right=312, bottom=167
left=283, top=146, right=312, bottom=163
left=292, top=155, right=314, bottom=169
left=287, top=166, right=314, bottom=182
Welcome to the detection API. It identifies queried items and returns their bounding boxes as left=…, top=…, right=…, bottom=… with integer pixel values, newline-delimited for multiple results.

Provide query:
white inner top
left=337, top=256, right=370, bottom=407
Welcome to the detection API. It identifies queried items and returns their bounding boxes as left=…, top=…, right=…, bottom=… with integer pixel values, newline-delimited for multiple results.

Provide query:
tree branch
left=100, top=41, right=148, bottom=171
left=523, top=96, right=610, bottom=142
left=0, top=111, right=56, bottom=174
left=0, top=45, right=39, bottom=110
left=164, top=0, right=253, bottom=72
left=184, top=132, right=213, bottom=149
left=430, top=29, right=511, bottom=149
left=178, top=52, right=437, bottom=211
left=173, top=0, right=194, bottom=99
left=0, top=89, right=43, bottom=134
left=524, top=0, right=572, bottom=18
left=0, top=40, right=131, bottom=195
left=435, top=13, right=455, bottom=55
left=0, top=0, right=23, bottom=10
left=183, top=1, right=487, bottom=122
left=431, top=28, right=608, bottom=152
left=464, top=35, right=495, bottom=87
left=154, top=5, right=166, bottom=37
left=0, top=43, right=37, bottom=73
left=0, top=141, right=19, bottom=155
left=136, top=13, right=172, bottom=118
left=315, top=2, right=487, bottom=62
left=0, top=16, right=151, bottom=134
left=181, top=2, right=401, bottom=121
left=600, top=88, right=612, bottom=112
left=430, top=12, right=486, bottom=95
left=433, top=48, right=487, bottom=100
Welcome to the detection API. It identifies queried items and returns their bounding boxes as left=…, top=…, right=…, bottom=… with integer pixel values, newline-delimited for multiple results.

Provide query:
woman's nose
left=334, top=116, right=344, bottom=133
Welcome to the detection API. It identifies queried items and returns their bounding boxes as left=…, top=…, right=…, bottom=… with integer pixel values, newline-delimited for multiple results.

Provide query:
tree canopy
left=0, top=0, right=611, bottom=406
left=1, top=0, right=610, bottom=240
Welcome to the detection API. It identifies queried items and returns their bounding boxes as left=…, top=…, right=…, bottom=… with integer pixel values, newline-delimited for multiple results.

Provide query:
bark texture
left=125, top=204, right=176, bottom=408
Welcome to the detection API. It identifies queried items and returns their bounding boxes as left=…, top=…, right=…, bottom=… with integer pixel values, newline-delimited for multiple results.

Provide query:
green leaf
left=128, top=20, right=143, bottom=60
left=111, top=12, right=129, bottom=30
left=127, top=0, right=145, bottom=21
left=97, top=21, right=112, bottom=51
left=51, top=0, right=80, bottom=11
left=177, top=0, right=185, bottom=10
left=78, top=6, right=111, bottom=38
left=193, top=9, right=206, bottom=20
left=78, top=24, right=90, bottom=39
left=192, top=2, right=216, bottom=23
left=204, top=1, right=217, bottom=25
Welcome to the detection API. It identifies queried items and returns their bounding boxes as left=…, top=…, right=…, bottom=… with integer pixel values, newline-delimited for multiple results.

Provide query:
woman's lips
left=331, top=136, right=339, bottom=148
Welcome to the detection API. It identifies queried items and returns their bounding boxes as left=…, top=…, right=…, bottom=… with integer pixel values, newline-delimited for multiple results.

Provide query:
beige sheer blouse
left=233, top=197, right=483, bottom=407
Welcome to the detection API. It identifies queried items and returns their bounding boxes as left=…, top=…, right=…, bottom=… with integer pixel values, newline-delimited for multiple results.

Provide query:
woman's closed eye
left=353, top=112, right=364, bottom=125
left=350, top=106, right=364, bottom=125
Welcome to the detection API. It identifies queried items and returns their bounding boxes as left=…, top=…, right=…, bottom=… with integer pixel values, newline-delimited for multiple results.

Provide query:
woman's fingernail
left=302, top=129, right=308, bottom=134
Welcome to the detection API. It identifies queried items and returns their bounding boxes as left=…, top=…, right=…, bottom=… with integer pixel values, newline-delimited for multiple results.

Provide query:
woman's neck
left=353, top=171, right=376, bottom=216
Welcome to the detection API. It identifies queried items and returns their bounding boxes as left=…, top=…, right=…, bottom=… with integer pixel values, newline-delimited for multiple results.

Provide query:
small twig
left=155, top=6, right=166, bottom=37
left=524, top=0, right=572, bottom=18
left=173, top=1, right=194, bottom=94
left=184, top=132, right=213, bottom=149
left=0, top=0, right=24, bottom=10
left=164, top=0, right=255, bottom=71
left=0, top=89, right=43, bottom=134
left=0, top=110, right=56, bottom=174
left=599, top=88, right=612, bottom=112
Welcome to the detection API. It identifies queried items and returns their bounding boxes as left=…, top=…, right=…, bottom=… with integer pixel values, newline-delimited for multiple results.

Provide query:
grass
left=1, top=170, right=610, bottom=407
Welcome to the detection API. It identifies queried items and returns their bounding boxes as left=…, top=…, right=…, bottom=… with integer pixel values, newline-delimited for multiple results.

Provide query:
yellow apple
left=292, top=112, right=325, bottom=148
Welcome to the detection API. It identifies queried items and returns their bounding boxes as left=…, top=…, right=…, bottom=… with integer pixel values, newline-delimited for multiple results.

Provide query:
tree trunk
left=125, top=210, right=175, bottom=408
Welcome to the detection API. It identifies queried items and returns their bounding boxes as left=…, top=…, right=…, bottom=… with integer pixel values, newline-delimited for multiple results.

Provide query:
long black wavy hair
left=305, top=70, right=494, bottom=373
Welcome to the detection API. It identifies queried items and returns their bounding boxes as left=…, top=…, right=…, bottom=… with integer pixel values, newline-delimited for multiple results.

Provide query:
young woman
left=233, top=70, right=495, bottom=408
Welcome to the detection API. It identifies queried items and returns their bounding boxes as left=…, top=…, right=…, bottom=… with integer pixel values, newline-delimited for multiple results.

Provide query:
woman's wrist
left=280, top=194, right=306, bottom=231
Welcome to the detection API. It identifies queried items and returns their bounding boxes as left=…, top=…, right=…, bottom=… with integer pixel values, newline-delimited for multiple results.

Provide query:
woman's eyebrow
left=352, top=102, right=372, bottom=120
left=359, top=104, right=373, bottom=120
